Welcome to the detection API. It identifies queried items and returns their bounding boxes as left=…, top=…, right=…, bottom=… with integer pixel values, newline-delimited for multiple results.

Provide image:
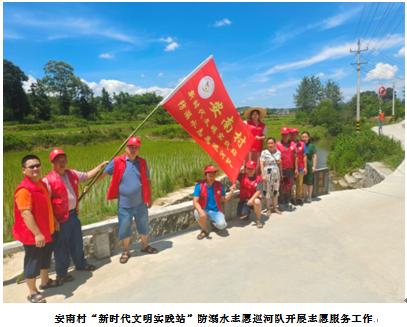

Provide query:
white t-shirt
left=43, top=170, right=88, bottom=210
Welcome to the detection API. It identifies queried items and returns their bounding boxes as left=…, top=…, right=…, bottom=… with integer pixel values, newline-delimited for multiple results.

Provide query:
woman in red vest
left=243, top=107, right=267, bottom=175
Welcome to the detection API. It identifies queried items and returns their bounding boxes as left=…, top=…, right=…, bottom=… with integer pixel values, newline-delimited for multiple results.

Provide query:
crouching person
left=193, top=165, right=236, bottom=240
left=236, top=160, right=264, bottom=228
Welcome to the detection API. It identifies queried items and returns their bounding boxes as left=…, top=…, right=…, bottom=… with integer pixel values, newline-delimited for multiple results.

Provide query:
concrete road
left=3, top=121, right=405, bottom=303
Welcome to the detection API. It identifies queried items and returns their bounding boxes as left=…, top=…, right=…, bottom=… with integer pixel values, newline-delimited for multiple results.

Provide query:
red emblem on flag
left=160, top=56, right=254, bottom=183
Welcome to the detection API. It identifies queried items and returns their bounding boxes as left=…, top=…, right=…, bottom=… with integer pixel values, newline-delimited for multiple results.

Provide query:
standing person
left=301, top=131, right=317, bottom=203
left=260, top=137, right=283, bottom=216
left=93, top=137, right=154, bottom=264
left=43, top=149, right=109, bottom=281
left=243, top=107, right=268, bottom=175
left=275, top=127, right=297, bottom=209
left=236, top=161, right=264, bottom=228
left=290, top=127, right=308, bottom=206
left=193, top=165, right=236, bottom=239
left=13, top=155, right=62, bottom=303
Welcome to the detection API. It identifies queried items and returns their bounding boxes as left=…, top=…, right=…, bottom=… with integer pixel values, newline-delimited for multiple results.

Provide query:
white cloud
left=3, top=31, right=23, bottom=39
left=259, top=34, right=404, bottom=81
left=141, top=74, right=145, bottom=77
left=213, top=18, right=232, bottom=27
left=327, top=68, right=349, bottom=80
left=99, top=53, right=114, bottom=59
left=47, top=35, right=69, bottom=41
left=158, top=72, right=163, bottom=77
left=267, top=79, right=302, bottom=92
left=316, top=73, right=325, bottom=78
left=395, top=46, right=405, bottom=57
left=81, top=78, right=173, bottom=98
left=22, top=75, right=37, bottom=93
left=164, top=42, right=179, bottom=51
left=364, top=63, right=398, bottom=81
left=159, top=37, right=173, bottom=43
left=242, top=96, right=256, bottom=103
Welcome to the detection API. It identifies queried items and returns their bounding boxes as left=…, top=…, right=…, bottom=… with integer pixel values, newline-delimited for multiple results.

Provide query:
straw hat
left=244, top=107, right=267, bottom=120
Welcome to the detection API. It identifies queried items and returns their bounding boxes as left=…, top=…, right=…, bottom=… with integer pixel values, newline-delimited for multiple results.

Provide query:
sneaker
left=290, top=198, right=297, bottom=206
left=306, top=199, right=312, bottom=203
left=297, top=199, right=303, bottom=206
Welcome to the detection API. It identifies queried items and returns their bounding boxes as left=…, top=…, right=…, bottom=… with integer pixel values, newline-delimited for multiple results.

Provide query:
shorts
left=118, top=204, right=149, bottom=239
left=237, top=200, right=254, bottom=217
left=23, top=234, right=55, bottom=279
left=194, top=209, right=227, bottom=229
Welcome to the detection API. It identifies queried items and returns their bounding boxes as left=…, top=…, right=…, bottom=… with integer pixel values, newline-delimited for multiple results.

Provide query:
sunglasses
left=25, top=164, right=42, bottom=169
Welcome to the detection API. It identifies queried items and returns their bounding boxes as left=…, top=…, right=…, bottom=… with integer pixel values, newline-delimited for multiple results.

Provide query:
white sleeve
left=262, top=126, right=268, bottom=135
left=42, top=178, right=52, bottom=197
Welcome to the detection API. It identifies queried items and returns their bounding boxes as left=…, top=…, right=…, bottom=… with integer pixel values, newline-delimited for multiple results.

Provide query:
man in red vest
left=193, top=165, right=236, bottom=240
left=43, top=149, right=108, bottom=282
left=290, top=127, right=308, bottom=206
left=275, top=127, right=297, bottom=208
left=13, top=154, right=62, bottom=303
left=236, top=161, right=264, bottom=228
left=94, top=137, right=154, bottom=264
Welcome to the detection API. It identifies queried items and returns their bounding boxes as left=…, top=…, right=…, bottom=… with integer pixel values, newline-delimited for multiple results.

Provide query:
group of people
left=13, top=137, right=157, bottom=303
left=13, top=106, right=317, bottom=303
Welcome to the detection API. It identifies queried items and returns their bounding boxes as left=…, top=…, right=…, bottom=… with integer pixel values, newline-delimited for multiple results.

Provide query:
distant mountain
left=236, top=106, right=296, bottom=114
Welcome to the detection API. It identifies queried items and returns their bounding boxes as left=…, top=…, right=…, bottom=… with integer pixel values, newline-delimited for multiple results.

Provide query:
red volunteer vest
left=196, top=180, right=223, bottom=212
left=13, top=177, right=52, bottom=245
left=44, top=169, right=79, bottom=223
left=246, top=120, right=266, bottom=152
left=106, top=153, right=150, bottom=203
left=239, top=173, right=262, bottom=200
left=295, top=140, right=306, bottom=170
left=276, top=140, right=296, bottom=170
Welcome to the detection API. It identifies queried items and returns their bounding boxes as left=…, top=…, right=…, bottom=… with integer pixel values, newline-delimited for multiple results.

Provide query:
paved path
left=3, top=121, right=405, bottom=303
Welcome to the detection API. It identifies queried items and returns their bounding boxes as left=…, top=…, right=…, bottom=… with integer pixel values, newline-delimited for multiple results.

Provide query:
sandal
left=197, top=230, right=209, bottom=240
left=141, top=245, right=158, bottom=254
left=239, top=215, right=249, bottom=220
left=210, top=221, right=220, bottom=233
left=272, top=209, right=282, bottom=215
left=77, top=264, right=96, bottom=271
left=27, top=292, right=47, bottom=303
left=56, top=274, right=75, bottom=282
left=120, top=252, right=131, bottom=264
left=256, top=220, right=263, bottom=228
left=39, top=278, right=63, bottom=290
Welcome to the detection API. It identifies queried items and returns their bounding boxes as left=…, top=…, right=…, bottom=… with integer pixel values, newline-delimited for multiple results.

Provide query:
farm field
left=4, top=114, right=324, bottom=242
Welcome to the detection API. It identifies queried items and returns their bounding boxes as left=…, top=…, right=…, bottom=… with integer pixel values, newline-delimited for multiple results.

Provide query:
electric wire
left=351, top=3, right=367, bottom=48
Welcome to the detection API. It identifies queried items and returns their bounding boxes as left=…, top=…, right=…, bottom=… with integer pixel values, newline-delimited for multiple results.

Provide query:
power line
left=365, top=3, right=404, bottom=61
left=366, top=2, right=391, bottom=47
left=362, top=3, right=380, bottom=41
left=351, top=3, right=367, bottom=48
left=359, top=2, right=374, bottom=40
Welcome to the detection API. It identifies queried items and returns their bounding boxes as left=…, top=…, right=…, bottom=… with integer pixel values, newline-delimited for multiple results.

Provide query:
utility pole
left=350, top=38, right=368, bottom=133
left=379, top=79, right=383, bottom=136
left=392, top=81, right=395, bottom=122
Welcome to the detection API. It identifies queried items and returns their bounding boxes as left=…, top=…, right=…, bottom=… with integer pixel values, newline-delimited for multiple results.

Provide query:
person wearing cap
left=275, top=127, right=297, bottom=208
left=14, top=154, right=62, bottom=303
left=43, top=149, right=109, bottom=282
left=236, top=161, right=264, bottom=228
left=289, top=127, right=308, bottom=206
left=93, top=137, right=154, bottom=264
left=193, top=165, right=236, bottom=239
left=243, top=107, right=268, bottom=175
left=260, top=137, right=283, bottom=216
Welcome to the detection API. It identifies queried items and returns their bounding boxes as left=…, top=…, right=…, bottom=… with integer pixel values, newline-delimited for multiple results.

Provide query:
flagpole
left=78, top=103, right=161, bottom=202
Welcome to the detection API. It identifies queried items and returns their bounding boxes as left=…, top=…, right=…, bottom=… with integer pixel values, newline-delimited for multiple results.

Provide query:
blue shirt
left=297, top=143, right=308, bottom=173
left=104, top=155, right=150, bottom=208
left=193, top=182, right=226, bottom=212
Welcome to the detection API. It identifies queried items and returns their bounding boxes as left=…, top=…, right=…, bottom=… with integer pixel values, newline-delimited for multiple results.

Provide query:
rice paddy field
left=4, top=114, right=323, bottom=242
left=3, top=136, right=214, bottom=242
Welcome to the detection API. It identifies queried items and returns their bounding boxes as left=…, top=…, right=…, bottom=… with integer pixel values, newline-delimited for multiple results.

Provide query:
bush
left=309, top=99, right=338, bottom=127
left=3, top=133, right=33, bottom=152
left=327, top=127, right=405, bottom=175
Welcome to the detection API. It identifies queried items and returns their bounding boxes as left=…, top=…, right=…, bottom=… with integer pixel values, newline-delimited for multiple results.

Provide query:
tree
left=3, top=59, right=32, bottom=120
left=309, top=99, right=338, bottom=127
left=101, top=87, right=113, bottom=112
left=40, top=60, right=80, bottom=115
left=293, top=76, right=323, bottom=114
left=29, top=80, right=52, bottom=120
left=322, top=79, right=343, bottom=109
left=381, top=87, right=396, bottom=103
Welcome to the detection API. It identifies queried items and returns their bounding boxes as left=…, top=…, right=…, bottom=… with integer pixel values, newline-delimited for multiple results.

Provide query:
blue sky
left=4, top=2, right=406, bottom=109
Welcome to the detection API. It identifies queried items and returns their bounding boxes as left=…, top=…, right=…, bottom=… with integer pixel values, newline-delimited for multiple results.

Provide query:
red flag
left=160, top=56, right=254, bottom=183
